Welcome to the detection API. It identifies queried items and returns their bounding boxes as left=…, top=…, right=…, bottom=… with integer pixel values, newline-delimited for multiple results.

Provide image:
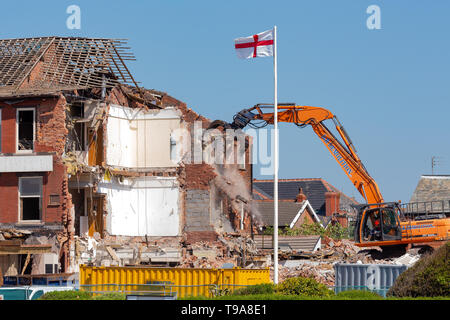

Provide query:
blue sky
left=2, top=0, right=449, bottom=203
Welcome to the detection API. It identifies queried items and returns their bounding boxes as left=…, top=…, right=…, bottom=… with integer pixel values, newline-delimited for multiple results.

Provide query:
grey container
left=334, top=263, right=407, bottom=297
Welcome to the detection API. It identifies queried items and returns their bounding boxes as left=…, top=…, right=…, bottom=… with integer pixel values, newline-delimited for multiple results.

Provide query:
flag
left=234, top=29, right=274, bottom=59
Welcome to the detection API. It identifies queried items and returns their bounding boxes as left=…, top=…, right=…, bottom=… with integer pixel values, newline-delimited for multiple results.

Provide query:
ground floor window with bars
left=19, top=176, right=42, bottom=221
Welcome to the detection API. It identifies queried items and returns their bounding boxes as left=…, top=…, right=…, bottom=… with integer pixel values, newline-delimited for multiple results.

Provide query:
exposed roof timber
left=0, top=36, right=141, bottom=96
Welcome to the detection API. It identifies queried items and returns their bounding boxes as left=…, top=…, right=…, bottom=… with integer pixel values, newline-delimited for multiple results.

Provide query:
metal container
left=334, top=263, right=407, bottom=297
left=79, top=265, right=271, bottom=298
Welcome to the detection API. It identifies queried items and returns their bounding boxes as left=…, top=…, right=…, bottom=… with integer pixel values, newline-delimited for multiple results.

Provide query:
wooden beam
left=21, top=253, right=31, bottom=275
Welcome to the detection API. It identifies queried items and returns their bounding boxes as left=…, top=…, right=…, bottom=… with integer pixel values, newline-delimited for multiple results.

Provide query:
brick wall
left=292, top=210, right=315, bottom=229
left=185, top=190, right=213, bottom=231
left=0, top=96, right=68, bottom=225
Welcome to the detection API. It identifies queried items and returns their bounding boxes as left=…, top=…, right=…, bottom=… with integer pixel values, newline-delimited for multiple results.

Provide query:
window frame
left=16, top=107, right=36, bottom=153
left=0, top=108, right=2, bottom=153
left=18, top=176, right=43, bottom=223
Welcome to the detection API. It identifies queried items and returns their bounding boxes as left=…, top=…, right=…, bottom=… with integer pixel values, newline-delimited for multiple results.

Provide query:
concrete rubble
left=71, top=232, right=260, bottom=269
left=268, top=236, right=423, bottom=286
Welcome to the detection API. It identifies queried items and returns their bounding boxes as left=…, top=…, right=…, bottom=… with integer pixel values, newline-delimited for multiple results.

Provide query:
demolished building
left=0, top=37, right=255, bottom=278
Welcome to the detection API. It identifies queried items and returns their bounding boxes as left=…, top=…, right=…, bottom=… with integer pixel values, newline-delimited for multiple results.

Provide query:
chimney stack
left=295, top=187, right=307, bottom=202
left=325, top=192, right=340, bottom=217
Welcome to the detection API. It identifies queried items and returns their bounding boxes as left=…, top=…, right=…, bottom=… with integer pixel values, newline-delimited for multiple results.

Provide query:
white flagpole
left=273, top=25, right=279, bottom=285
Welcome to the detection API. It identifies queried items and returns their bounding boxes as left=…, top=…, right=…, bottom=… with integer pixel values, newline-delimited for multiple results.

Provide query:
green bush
left=92, top=292, right=126, bottom=300
left=336, top=290, right=383, bottom=300
left=387, top=242, right=450, bottom=298
left=38, top=290, right=93, bottom=300
left=275, top=277, right=334, bottom=297
left=38, top=290, right=128, bottom=300
left=231, top=283, right=275, bottom=296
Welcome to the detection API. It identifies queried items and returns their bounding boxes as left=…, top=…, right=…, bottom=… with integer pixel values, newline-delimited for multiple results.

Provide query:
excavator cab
left=354, top=203, right=403, bottom=244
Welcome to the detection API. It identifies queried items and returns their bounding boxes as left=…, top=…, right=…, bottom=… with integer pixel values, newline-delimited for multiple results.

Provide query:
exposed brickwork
left=0, top=173, right=18, bottom=223
left=0, top=96, right=68, bottom=225
left=0, top=94, right=72, bottom=270
left=185, top=164, right=217, bottom=190
left=185, top=231, right=218, bottom=244
left=325, top=192, right=340, bottom=217
left=292, top=209, right=315, bottom=229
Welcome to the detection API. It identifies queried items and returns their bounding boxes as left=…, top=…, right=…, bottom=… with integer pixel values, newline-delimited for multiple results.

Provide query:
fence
left=400, top=200, right=450, bottom=220
left=79, top=265, right=270, bottom=298
left=334, top=263, right=407, bottom=297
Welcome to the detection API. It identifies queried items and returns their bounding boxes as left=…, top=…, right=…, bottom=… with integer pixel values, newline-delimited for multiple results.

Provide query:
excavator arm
left=220, top=103, right=450, bottom=250
left=230, top=104, right=384, bottom=204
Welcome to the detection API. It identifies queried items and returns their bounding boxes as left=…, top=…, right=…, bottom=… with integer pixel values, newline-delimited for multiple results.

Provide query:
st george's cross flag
left=234, top=29, right=274, bottom=59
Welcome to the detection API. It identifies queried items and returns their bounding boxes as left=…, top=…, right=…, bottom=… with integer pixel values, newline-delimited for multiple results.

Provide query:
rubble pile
left=274, top=262, right=335, bottom=286
left=71, top=229, right=422, bottom=288
left=268, top=236, right=423, bottom=286
left=179, top=234, right=258, bottom=268
left=74, top=233, right=184, bottom=267
left=0, top=228, right=32, bottom=241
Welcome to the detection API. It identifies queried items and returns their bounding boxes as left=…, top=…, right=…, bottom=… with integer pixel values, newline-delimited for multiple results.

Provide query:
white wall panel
left=106, top=105, right=181, bottom=168
left=98, top=177, right=180, bottom=237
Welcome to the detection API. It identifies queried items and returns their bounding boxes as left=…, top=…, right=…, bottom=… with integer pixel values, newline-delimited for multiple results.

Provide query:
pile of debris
left=268, top=236, right=423, bottom=286
left=274, top=261, right=335, bottom=286
left=74, top=233, right=184, bottom=268
left=179, top=233, right=258, bottom=268
left=0, top=229, right=32, bottom=241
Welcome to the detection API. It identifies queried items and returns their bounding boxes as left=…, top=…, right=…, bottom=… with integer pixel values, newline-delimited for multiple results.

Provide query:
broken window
left=45, top=263, right=58, bottom=274
left=19, top=177, right=42, bottom=221
left=69, top=102, right=84, bottom=119
left=68, top=102, right=87, bottom=151
left=17, top=108, right=35, bottom=151
left=73, top=122, right=86, bottom=151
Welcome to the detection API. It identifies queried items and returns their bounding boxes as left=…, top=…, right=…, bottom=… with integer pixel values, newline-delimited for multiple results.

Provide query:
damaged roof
left=0, top=36, right=139, bottom=97
left=253, top=178, right=358, bottom=216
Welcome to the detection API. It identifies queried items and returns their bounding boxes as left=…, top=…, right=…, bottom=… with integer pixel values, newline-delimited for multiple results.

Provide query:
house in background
left=407, top=175, right=450, bottom=215
left=253, top=178, right=359, bottom=229
left=410, top=175, right=450, bottom=203
left=255, top=189, right=323, bottom=231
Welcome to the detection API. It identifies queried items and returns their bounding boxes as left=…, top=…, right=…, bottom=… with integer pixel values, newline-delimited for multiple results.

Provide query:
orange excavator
left=213, top=103, right=450, bottom=251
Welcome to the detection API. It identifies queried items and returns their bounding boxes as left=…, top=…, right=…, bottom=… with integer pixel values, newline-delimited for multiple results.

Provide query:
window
left=381, top=208, right=398, bottom=236
left=362, top=209, right=381, bottom=241
left=73, top=122, right=86, bottom=151
left=19, top=177, right=42, bottom=221
left=0, top=108, right=2, bottom=152
left=17, top=108, right=35, bottom=152
left=70, top=102, right=86, bottom=151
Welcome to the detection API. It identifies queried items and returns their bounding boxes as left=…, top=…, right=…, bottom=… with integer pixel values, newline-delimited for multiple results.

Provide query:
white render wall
left=0, top=154, right=53, bottom=172
left=106, top=104, right=182, bottom=168
left=98, top=177, right=180, bottom=237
